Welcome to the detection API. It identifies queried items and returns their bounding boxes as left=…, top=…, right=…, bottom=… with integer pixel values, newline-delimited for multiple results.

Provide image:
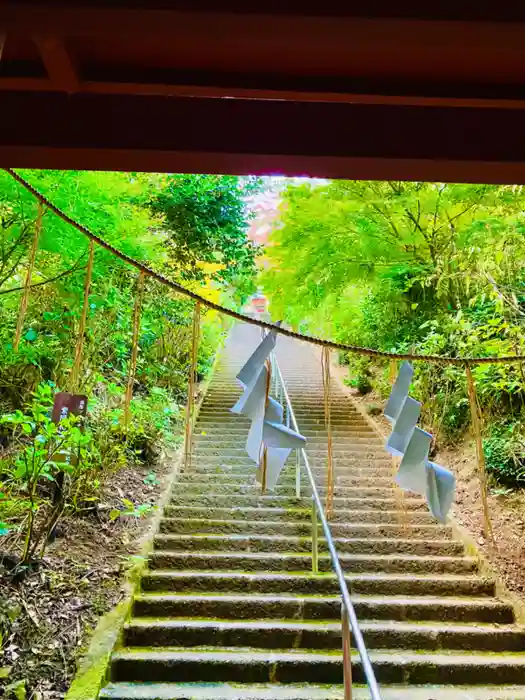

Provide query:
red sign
left=252, top=296, right=268, bottom=314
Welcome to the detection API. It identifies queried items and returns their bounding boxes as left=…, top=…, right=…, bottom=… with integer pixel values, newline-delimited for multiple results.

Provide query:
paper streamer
left=237, top=329, right=278, bottom=387
left=386, top=396, right=421, bottom=457
left=384, top=361, right=414, bottom=424
left=231, top=331, right=307, bottom=492
left=386, top=364, right=455, bottom=522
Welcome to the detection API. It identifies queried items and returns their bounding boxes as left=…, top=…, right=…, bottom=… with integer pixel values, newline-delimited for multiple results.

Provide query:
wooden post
left=322, top=347, right=334, bottom=516
left=14, top=202, right=44, bottom=351
left=70, top=240, right=95, bottom=392
left=342, top=606, right=354, bottom=700
left=311, top=497, right=319, bottom=574
left=465, top=363, right=494, bottom=542
left=295, top=449, right=301, bottom=498
left=261, top=447, right=268, bottom=494
left=183, top=301, right=201, bottom=470
left=124, top=271, right=145, bottom=428
left=389, top=358, right=409, bottom=534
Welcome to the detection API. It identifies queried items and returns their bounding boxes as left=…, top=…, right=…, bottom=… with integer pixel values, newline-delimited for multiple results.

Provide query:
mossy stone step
left=158, top=516, right=452, bottom=539
left=132, top=593, right=515, bottom=624
left=153, top=534, right=463, bottom=557
left=169, top=493, right=427, bottom=511
left=174, top=482, right=402, bottom=499
left=179, top=472, right=392, bottom=486
left=148, top=550, right=476, bottom=575
left=140, top=571, right=495, bottom=598
left=162, top=506, right=449, bottom=525
left=109, top=648, right=525, bottom=685
left=98, top=681, right=525, bottom=700
left=123, top=618, right=525, bottom=653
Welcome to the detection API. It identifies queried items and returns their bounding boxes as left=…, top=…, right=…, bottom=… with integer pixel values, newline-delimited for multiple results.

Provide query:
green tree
left=148, top=174, right=260, bottom=283
left=262, top=179, right=525, bottom=461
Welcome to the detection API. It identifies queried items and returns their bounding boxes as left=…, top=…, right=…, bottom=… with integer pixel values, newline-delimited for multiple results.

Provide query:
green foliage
left=148, top=174, right=261, bottom=283
left=346, top=356, right=373, bottom=395
left=263, top=179, right=525, bottom=480
left=0, top=383, right=94, bottom=564
left=484, top=423, right=525, bottom=486
left=0, top=169, right=253, bottom=571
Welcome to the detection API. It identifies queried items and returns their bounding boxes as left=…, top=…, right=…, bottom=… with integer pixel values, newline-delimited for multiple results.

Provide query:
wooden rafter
left=33, top=34, right=79, bottom=93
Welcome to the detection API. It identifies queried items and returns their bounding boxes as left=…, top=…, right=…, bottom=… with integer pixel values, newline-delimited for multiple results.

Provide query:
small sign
left=251, top=295, right=268, bottom=314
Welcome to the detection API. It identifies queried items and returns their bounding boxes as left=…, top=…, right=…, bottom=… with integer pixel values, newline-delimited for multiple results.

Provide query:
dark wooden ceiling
left=2, top=2, right=525, bottom=182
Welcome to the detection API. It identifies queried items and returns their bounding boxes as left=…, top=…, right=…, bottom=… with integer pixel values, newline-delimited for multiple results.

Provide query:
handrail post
left=342, top=605, right=353, bottom=700
left=311, top=496, right=319, bottom=574
left=295, top=449, right=301, bottom=498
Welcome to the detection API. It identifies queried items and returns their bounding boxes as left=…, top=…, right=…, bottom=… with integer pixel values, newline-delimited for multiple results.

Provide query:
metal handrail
left=271, top=352, right=383, bottom=700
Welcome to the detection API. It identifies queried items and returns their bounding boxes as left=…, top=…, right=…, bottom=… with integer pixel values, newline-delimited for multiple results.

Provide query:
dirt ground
left=0, top=456, right=175, bottom=700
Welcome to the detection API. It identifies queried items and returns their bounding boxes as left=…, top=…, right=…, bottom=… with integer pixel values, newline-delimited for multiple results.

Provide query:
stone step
left=178, top=471, right=394, bottom=487
left=169, top=493, right=427, bottom=511
left=202, top=403, right=363, bottom=413
left=192, top=442, right=386, bottom=461
left=122, top=618, right=525, bottom=653
left=99, top=681, right=525, bottom=700
left=192, top=436, right=380, bottom=447
left=194, top=427, right=375, bottom=438
left=148, top=551, right=476, bottom=575
left=195, top=416, right=370, bottom=427
left=133, top=593, right=515, bottom=624
left=140, top=571, right=493, bottom=597
left=163, top=506, right=441, bottom=525
left=174, top=482, right=404, bottom=499
left=109, top=648, right=525, bottom=685
left=198, top=405, right=363, bottom=416
left=153, top=534, right=463, bottom=557
left=187, top=459, right=392, bottom=472
left=158, top=516, right=452, bottom=539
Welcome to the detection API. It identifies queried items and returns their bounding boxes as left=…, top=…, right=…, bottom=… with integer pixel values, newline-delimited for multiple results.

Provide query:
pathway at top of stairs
left=101, top=324, right=525, bottom=699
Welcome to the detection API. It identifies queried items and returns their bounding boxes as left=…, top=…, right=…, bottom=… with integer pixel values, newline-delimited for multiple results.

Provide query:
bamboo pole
left=259, top=358, right=272, bottom=494
left=465, top=363, right=494, bottom=542
left=124, top=271, right=146, bottom=428
left=322, top=347, right=334, bottom=517
left=70, top=240, right=95, bottom=392
left=183, top=301, right=201, bottom=470
left=311, top=498, right=319, bottom=574
left=14, top=202, right=43, bottom=351
left=342, top=606, right=354, bottom=700
left=389, top=359, right=409, bottom=533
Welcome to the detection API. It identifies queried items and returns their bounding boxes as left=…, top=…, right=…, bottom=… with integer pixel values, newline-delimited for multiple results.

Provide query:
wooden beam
left=33, top=34, right=79, bottom=93
left=3, top=76, right=525, bottom=112
left=2, top=90, right=525, bottom=183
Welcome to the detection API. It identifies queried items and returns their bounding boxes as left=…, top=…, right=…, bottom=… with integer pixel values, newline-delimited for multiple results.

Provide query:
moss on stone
left=65, top=601, right=130, bottom=700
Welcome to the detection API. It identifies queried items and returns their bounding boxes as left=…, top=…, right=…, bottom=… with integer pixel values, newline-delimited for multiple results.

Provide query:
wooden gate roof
left=2, top=2, right=525, bottom=182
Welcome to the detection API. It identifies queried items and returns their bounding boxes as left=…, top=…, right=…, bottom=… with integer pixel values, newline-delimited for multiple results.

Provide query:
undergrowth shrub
left=484, top=422, right=525, bottom=487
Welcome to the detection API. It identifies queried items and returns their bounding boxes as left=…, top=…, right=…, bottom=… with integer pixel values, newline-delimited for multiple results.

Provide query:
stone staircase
left=100, top=324, right=525, bottom=699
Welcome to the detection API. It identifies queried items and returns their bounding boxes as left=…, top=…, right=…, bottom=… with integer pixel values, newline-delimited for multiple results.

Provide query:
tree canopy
left=262, top=179, right=525, bottom=484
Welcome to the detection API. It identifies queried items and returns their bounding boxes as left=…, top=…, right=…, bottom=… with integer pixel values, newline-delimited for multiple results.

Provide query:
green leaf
left=0, top=522, right=9, bottom=536
left=24, top=328, right=37, bottom=342
left=109, top=509, right=121, bottom=521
